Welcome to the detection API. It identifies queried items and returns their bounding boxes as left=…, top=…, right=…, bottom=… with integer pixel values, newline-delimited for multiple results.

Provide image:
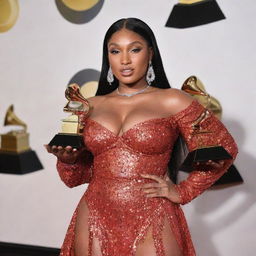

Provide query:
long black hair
left=96, top=18, right=170, bottom=95
left=96, top=18, right=185, bottom=183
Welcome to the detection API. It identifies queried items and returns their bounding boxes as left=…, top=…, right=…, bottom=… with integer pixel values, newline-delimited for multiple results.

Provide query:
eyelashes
left=109, top=48, right=142, bottom=54
left=109, top=49, right=120, bottom=54
left=131, top=48, right=141, bottom=53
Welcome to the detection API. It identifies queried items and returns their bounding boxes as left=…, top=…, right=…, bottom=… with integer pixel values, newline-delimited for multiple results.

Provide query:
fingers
left=196, top=160, right=225, bottom=169
left=44, top=144, right=52, bottom=153
left=45, top=144, right=81, bottom=159
left=139, top=175, right=169, bottom=198
left=141, top=183, right=163, bottom=189
left=140, top=173, right=165, bottom=183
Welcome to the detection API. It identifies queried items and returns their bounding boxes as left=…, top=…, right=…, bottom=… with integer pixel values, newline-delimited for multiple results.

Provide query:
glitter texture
left=57, top=100, right=238, bottom=256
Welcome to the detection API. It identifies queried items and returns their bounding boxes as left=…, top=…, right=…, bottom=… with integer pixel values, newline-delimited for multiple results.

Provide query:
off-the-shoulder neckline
left=85, top=100, right=199, bottom=138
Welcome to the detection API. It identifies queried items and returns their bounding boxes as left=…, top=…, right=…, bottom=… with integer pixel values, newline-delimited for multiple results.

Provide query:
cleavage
left=89, top=114, right=137, bottom=137
left=88, top=108, right=166, bottom=137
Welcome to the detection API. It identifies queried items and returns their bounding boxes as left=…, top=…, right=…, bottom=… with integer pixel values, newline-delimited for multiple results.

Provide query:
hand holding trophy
left=46, top=83, right=90, bottom=163
left=180, top=76, right=232, bottom=170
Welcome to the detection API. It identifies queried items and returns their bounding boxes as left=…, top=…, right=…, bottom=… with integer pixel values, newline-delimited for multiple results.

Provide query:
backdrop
left=0, top=0, right=255, bottom=255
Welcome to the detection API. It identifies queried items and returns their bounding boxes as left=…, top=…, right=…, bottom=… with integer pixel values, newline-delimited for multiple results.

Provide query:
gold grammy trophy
left=180, top=76, right=232, bottom=170
left=0, top=105, right=43, bottom=174
left=48, top=83, right=91, bottom=148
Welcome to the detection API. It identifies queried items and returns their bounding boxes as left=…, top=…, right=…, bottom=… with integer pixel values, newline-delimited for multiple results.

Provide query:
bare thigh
left=74, top=199, right=102, bottom=256
left=135, top=215, right=182, bottom=256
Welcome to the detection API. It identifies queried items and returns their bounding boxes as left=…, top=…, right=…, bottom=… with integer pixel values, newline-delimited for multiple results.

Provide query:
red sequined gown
left=56, top=100, right=238, bottom=256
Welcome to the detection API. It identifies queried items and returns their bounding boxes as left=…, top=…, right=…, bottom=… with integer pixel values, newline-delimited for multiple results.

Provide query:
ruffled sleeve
left=56, top=149, right=94, bottom=188
left=172, top=100, right=238, bottom=204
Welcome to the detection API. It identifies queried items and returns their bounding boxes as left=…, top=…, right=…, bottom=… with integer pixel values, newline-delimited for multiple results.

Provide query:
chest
left=83, top=117, right=179, bottom=156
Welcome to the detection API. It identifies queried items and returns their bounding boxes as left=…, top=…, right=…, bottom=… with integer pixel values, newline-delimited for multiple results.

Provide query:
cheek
left=134, top=55, right=149, bottom=73
left=108, top=56, right=118, bottom=70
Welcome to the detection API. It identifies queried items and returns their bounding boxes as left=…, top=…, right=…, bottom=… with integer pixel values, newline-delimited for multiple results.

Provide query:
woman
left=46, top=18, right=238, bottom=256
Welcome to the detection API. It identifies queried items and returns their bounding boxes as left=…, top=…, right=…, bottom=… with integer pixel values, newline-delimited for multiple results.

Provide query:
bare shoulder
left=156, top=88, right=194, bottom=115
left=87, top=95, right=106, bottom=108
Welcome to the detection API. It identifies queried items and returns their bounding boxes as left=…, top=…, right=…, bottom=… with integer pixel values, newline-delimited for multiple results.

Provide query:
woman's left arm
left=140, top=99, right=238, bottom=204
left=172, top=100, right=238, bottom=204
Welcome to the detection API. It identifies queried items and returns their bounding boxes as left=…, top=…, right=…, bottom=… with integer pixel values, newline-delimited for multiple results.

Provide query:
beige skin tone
left=45, top=28, right=224, bottom=255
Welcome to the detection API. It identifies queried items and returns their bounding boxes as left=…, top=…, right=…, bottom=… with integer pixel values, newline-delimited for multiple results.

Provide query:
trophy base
left=214, top=164, right=243, bottom=186
left=181, top=146, right=232, bottom=171
left=0, top=150, right=43, bottom=175
left=165, top=0, right=225, bottom=28
left=48, top=133, right=84, bottom=148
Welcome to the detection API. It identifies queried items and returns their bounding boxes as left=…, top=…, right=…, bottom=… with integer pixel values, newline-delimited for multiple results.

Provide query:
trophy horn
left=182, top=75, right=222, bottom=119
left=182, top=76, right=207, bottom=96
left=65, top=83, right=88, bottom=104
left=64, top=83, right=90, bottom=114
left=4, top=105, right=27, bottom=131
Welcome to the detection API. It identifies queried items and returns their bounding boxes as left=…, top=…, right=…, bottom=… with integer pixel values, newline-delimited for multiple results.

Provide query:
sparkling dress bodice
left=57, top=100, right=238, bottom=256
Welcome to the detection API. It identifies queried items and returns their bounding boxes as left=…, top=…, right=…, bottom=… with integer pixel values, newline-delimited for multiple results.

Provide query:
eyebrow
left=108, top=41, right=144, bottom=47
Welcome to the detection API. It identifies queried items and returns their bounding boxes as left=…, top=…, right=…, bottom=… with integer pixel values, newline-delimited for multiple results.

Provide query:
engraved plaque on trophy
left=48, top=83, right=90, bottom=148
left=0, top=105, right=43, bottom=174
left=180, top=76, right=232, bottom=170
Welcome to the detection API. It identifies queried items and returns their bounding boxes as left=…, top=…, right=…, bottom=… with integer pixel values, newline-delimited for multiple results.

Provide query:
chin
left=118, top=76, right=144, bottom=86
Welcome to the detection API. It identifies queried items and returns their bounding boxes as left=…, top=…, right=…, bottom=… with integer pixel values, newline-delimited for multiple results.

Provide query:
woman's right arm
left=45, top=145, right=94, bottom=188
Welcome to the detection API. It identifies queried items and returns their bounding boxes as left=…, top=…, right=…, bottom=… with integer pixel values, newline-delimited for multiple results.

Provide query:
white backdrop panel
left=0, top=0, right=255, bottom=255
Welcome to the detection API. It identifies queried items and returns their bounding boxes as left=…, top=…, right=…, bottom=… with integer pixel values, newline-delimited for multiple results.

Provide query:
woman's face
left=107, top=28, right=152, bottom=87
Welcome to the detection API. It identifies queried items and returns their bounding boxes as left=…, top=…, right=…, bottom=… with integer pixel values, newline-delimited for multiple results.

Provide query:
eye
left=109, top=49, right=119, bottom=54
left=131, top=48, right=141, bottom=53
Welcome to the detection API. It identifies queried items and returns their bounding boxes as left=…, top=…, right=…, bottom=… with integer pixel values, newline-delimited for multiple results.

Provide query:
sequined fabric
left=57, top=100, right=238, bottom=256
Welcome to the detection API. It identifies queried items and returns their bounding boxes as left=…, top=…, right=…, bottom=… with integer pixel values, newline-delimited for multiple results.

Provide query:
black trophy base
left=0, top=150, right=43, bottom=175
left=181, top=146, right=232, bottom=171
left=214, top=164, right=243, bottom=186
left=48, top=133, right=84, bottom=148
left=165, top=0, right=225, bottom=28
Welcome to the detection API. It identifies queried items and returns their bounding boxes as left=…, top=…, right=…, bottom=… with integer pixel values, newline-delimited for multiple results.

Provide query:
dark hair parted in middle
left=96, top=18, right=171, bottom=96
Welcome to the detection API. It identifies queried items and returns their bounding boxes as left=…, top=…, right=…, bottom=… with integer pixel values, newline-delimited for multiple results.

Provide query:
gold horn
left=182, top=76, right=222, bottom=119
left=64, top=83, right=90, bottom=114
left=4, top=105, right=27, bottom=131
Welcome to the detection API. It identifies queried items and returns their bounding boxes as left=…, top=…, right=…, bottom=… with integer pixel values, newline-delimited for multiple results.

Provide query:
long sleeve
left=56, top=150, right=94, bottom=188
left=173, top=100, right=238, bottom=204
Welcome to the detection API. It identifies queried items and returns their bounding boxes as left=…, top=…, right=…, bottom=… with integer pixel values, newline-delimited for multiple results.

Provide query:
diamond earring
left=107, top=67, right=114, bottom=85
left=146, top=60, right=155, bottom=85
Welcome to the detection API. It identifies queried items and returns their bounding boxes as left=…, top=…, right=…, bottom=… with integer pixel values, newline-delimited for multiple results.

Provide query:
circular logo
left=55, top=0, right=104, bottom=24
left=68, top=69, right=100, bottom=98
left=0, top=0, right=19, bottom=33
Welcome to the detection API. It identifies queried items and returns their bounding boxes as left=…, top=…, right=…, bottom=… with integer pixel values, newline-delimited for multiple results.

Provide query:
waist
left=92, top=152, right=169, bottom=180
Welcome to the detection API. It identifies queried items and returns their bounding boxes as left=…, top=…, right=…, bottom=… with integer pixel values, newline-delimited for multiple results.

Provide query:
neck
left=116, top=82, right=150, bottom=97
left=118, top=80, right=148, bottom=94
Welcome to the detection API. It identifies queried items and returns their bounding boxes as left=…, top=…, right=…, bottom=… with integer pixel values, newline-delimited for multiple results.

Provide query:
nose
left=121, top=52, right=131, bottom=65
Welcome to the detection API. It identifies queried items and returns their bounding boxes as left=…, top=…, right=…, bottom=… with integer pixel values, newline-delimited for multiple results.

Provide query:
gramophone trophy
left=48, top=83, right=90, bottom=148
left=180, top=76, right=232, bottom=170
left=0, top=105, right=43, bottom=174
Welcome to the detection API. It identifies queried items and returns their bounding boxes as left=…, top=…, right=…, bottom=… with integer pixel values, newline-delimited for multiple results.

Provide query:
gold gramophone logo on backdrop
left=0, top=105, right=43, bottom=174
left=0, top=0, right=19, bottom=33
left=55, top=0, right=105, bottom=24
left=165, top=0, right=226, bottom=28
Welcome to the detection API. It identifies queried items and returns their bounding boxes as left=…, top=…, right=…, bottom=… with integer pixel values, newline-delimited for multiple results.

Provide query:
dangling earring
left=146, top=60, right=155, bottom=85
left=107, top=66, right=114, bottom=85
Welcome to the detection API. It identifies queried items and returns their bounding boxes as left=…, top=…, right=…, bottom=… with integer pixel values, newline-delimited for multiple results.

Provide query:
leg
left=135, top=215, right=182, bottom=256
left=74, top=199, right=102, bottom=256
left=135, top=225, right=157, bottom=256
left=161, top=215, right=182, bottom=256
